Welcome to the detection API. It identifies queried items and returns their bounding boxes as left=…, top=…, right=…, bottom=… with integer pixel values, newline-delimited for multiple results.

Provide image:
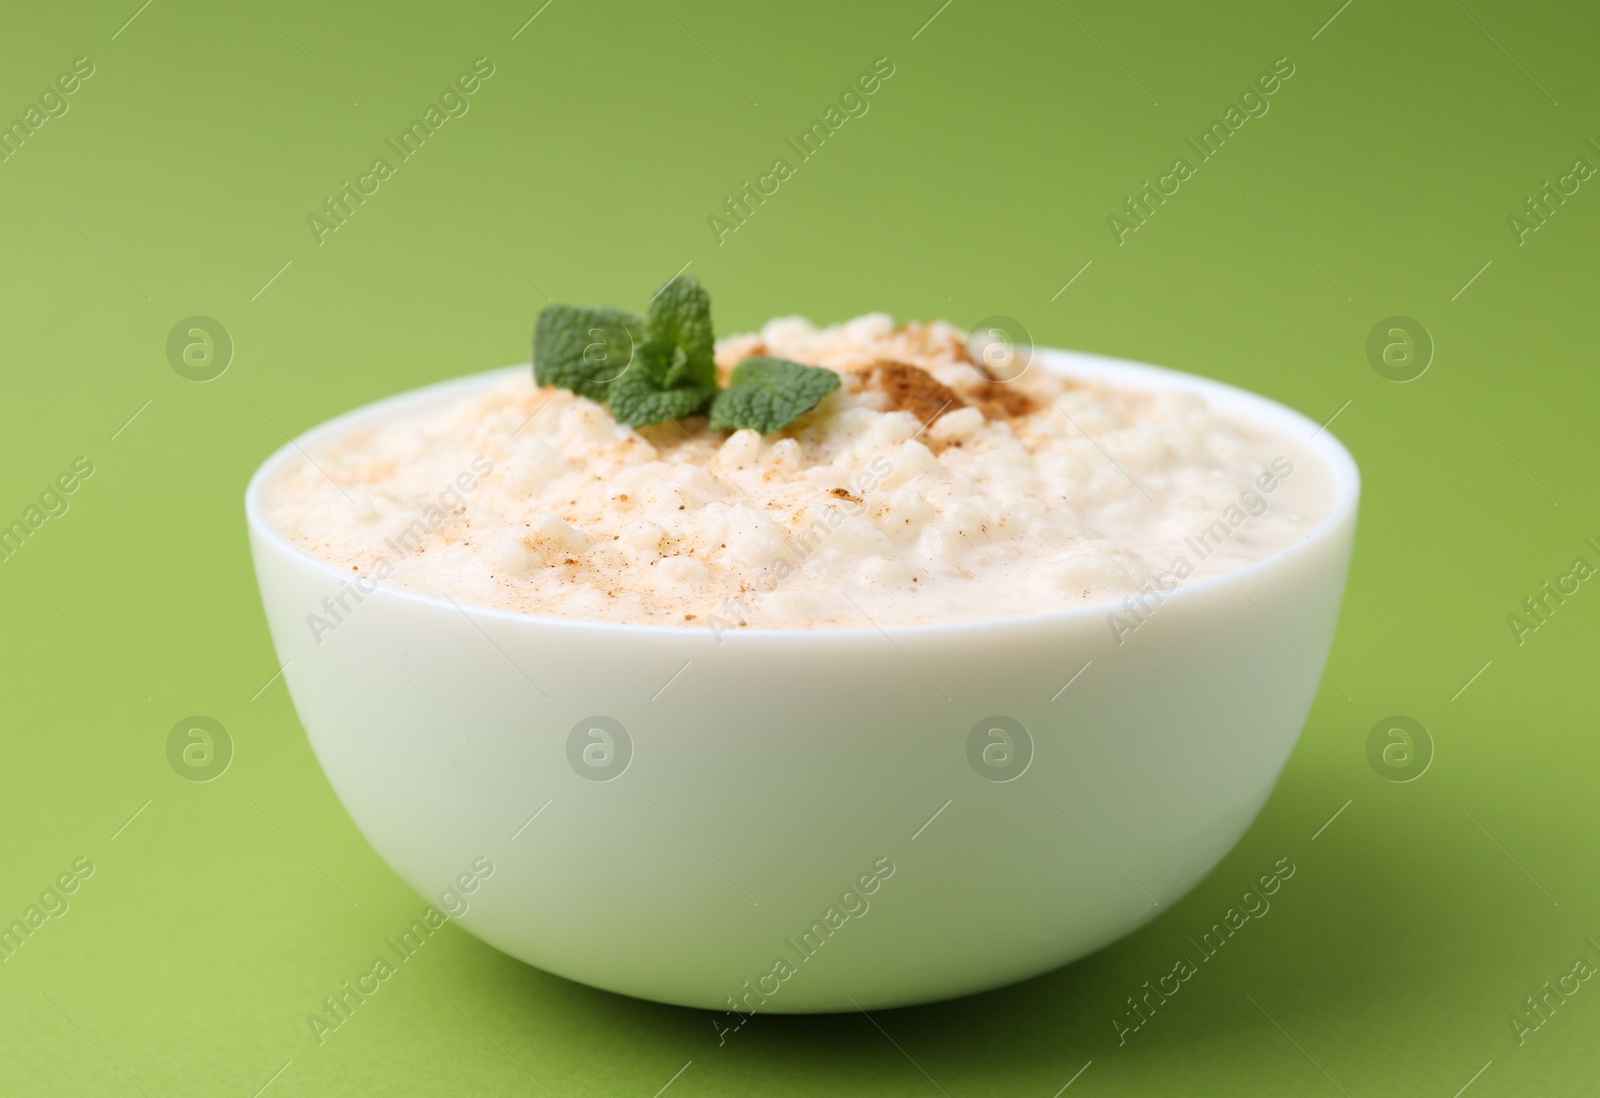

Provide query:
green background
left=1, top=0, right=1596, bottom=1093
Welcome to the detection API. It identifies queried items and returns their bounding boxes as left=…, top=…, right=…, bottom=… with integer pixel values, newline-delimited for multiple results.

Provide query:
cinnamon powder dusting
left=973, top=380, right=1038, bottom=420
left=869, top=361, right=963, bottom=429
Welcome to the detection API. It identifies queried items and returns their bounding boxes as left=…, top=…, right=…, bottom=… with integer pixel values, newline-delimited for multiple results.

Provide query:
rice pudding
left=265, top=315, right=1334, bottom=633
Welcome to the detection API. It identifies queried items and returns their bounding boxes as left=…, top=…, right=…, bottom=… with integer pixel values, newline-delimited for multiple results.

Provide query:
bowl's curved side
left=247, top=492, right=1356, bottom=1012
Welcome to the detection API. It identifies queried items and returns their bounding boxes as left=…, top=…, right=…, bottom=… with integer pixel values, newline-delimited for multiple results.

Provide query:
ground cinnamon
left=869, top=361, right=962, bottom=429
left=972, top=379, right=1037, bottom=419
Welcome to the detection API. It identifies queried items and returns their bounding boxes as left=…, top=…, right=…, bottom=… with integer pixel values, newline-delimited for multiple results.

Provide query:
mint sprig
left=531, top=278, right=840, bottom=433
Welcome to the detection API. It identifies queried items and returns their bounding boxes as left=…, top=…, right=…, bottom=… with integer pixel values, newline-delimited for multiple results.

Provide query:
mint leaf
left=644, top=275, right=716, bottom=390
left=609, top=343, right=716, bottom=427
left=533, top=304, right=643, bottom=401
left=709, top=357, right=841, bottom=433
left=610, top=374, right=715, bottom=426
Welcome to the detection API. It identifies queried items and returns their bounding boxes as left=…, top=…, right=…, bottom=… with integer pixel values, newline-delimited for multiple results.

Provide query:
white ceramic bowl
left=246, top=349, right=1358, bottom=1013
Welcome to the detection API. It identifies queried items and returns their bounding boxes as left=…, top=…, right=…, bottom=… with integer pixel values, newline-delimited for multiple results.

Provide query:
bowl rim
left=245, top=347, right=1360, bottom=639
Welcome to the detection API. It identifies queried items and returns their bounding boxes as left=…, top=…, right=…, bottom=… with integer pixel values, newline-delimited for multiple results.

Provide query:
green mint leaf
left=709, top=357, right=841, bottom=433
left=533, top=304, right=644, bottom=402
left=608, top=343, right=716, bottom=427
left=644, top=275, right=716, bottom=390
